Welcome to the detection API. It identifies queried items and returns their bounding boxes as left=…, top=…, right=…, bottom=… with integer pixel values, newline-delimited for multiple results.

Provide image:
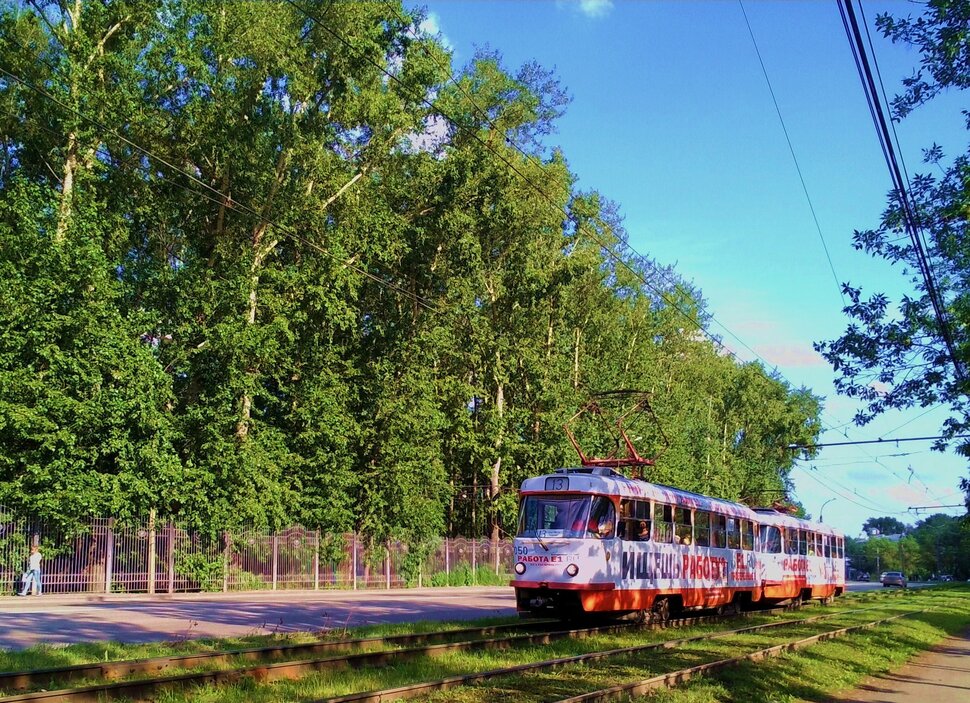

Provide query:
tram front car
left=512, top=468, right=621, bottom=617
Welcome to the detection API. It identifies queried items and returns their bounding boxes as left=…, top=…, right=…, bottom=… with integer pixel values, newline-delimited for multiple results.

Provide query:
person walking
left=19, top=545, right=42, bottom=596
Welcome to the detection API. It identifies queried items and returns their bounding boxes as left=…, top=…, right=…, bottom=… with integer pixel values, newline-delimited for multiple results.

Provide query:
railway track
left=0, top=600, right=894, bottom=703
left=312, top=604, right=903, bottom=702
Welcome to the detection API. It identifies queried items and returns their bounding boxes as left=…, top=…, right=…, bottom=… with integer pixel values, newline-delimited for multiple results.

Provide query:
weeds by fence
left=0, top=508, right=512, bottom=595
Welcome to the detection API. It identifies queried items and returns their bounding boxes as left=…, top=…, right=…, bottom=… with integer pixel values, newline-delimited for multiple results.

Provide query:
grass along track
left=0, top=586, right=927, bottom=703
left=0, top=610, right=802, bottom=702
left=0, top=601, right=874, bottom=703
left=416, top=585, right=970, bottom=703
left=313, top=605, right=903, bottom=703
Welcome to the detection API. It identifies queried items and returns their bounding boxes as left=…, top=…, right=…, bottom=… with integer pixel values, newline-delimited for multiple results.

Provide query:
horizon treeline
left=0, top=1, right=822, bottom=549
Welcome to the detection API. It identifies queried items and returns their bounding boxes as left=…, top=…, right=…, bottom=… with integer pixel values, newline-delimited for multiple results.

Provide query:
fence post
left=445, top=537, right=450, bottom=583
left=167, top=521, right=175, bottom=594
left=385, top=541, right=391, bottom=589
left=313, top=530, right=320, bottom=591
left=272, top=533, right=279, bottom=591
left=352, top=533, right=358, bottom=590
left=147, top=510, right=156, bottom=595
left=104, top=518, right=115, bottom=594
left=222, top=531, right=231, bottom=593
left=472, top=538, right=477, bottom=584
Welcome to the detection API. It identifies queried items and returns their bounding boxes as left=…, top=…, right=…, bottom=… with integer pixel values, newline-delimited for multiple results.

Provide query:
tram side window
left=695, top=511, right=711, bottom=547
left=786, top=528, right=799, bottom=555
left=619, top=499, right=651, bottom=541
left=807, top=533, right=818, bottom=556
left=760, top=525, right=782, bottom=553
left=589, top=496, right=616, bottom=539
left=726, top=517, right=741, bottom=549
left=654, top=503, right=673, bottom=543
left=837, top=537, right=844, bottom=559
left=741, top=520, right=754, bottom=551
left=798, top=530, right=808, bottom=555
left=675, top=507, right=693, bottom=545
left=816, top=533, right=823, bottom=556
left=712, top=514, right=727, bottom=548
left=824, top=535, right=832, bottom=558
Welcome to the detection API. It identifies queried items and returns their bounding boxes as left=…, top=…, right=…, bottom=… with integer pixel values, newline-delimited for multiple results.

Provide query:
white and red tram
left=511, top=467, right=845, bottom=619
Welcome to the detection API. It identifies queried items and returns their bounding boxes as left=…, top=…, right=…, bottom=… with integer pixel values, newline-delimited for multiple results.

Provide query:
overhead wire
left=737, top=0, right=845, bottom=307
left=795, top=465, right=908, bottom=515
left=838, top=0, right=964, bottom=386
left=0, top=61, right=439, bottom=313
left=3, top=2, right=954, bottom=515
left=284, top=0, right=960, bottom=513
left=838, top=0, right=960, bottom=503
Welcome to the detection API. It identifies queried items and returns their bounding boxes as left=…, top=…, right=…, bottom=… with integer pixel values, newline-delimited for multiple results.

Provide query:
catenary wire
left=287, top=0, right=961, bottom=510
left=0, top=62, right=440, bottom=313
left=839, top=0, right=964, bottom=386
left=738, top=0, right=845, bottom=307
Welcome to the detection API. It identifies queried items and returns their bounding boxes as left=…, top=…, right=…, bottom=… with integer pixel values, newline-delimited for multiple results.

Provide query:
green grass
left=0, top=615, right=519, bottom=681
left=133, top=596, right=945, bottom=702
left=3, top=586, right=964, bottom=703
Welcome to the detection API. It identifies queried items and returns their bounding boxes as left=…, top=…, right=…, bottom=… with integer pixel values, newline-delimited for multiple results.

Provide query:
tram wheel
left=651, top=597, right=671, bottom=624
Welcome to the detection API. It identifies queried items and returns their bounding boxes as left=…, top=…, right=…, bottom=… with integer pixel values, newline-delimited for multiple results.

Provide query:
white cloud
left=558, top=0, right=614, bottom=19
left=418, top=12, right=453, bottom=52
left=753, top=344, right=828, bottom=369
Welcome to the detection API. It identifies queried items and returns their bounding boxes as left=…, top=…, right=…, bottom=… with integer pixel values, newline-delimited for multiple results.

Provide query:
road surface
left=0, top=581, right=908, bottom=650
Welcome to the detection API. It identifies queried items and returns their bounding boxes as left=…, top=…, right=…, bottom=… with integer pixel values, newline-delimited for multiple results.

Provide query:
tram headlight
left=514, top=562, right=527, bottom=575
left=565, top=563, right=579, bottom=577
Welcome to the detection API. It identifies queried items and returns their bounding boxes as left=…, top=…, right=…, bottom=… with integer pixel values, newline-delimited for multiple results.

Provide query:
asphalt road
left=0, top=581, right=915, bottom=650
left=0, top=587, right=516, bottom=650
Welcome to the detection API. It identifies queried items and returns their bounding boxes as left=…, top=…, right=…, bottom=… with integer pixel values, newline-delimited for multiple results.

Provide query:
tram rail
left=0, top=593, right=909, bottom=703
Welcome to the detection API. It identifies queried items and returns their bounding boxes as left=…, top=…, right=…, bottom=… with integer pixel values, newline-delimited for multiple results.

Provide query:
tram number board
left=545, top=477, right=569, bottom=491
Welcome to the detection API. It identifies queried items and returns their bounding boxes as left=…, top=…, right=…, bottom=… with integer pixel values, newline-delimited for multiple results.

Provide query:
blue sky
left=417, top=0, right=969, bottom=536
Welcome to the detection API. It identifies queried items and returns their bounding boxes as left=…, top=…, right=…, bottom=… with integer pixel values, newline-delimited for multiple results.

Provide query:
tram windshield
left=517, top=494, right=616, bottom=539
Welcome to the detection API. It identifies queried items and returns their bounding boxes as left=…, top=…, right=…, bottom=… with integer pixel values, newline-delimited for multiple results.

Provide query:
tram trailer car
left=512, top=467, right=845, bottom=619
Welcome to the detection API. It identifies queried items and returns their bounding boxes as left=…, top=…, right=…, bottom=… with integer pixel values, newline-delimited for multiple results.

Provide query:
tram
left=511, top=466, right=845, bottom=620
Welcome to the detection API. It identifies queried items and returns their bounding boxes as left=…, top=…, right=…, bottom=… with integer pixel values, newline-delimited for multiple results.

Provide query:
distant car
left=940, top=574, right=953, bottom=582
left=880, top=571, right=907, bottom=588
left=858, top=571, right=870, bottom=582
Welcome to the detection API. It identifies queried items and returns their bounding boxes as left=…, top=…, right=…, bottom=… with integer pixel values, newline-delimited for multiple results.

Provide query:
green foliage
left=425, top=563, right=509, bottom=587
left=863, top=516, right=908, bottom=536
left=174, top=551, right=224, bottom=592
left=0, top=0, right=824, bottom=541
left=228, top=568, right=267, bottom=592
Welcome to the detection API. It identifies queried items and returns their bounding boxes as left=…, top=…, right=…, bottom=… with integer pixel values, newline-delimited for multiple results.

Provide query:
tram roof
left=754, top=508, right=842, bottom=537
left=519, top=467, right=757, bottom=519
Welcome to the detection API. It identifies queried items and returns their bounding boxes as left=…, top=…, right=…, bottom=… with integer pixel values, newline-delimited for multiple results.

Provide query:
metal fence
left=0, top=509, right=513, bottom=595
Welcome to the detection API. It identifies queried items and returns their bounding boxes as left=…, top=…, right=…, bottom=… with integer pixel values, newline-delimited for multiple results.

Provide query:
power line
left=737, top=0, right=845, bottom=307
left=286, top=0, right=958, bottom=509
left=838, top=0, right=965, bottom=385
left=789, top=434, right=970, bottom=450
left=802, top=464, right=899, bottom=513
left=795, top=465, right=907, bottom=515
left=0, top=63, right=439, bottom=313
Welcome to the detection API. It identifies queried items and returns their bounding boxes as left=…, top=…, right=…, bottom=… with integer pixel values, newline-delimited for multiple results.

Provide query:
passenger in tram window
left=807, top=533, right=817, bottom=556
left=786, top=528, right=799, bottom=555
left=638, top=520, right=650, bottom=540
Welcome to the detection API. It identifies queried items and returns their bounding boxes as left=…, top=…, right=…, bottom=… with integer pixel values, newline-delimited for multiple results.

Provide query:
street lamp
left=819, top=498, right=835, bottom=523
